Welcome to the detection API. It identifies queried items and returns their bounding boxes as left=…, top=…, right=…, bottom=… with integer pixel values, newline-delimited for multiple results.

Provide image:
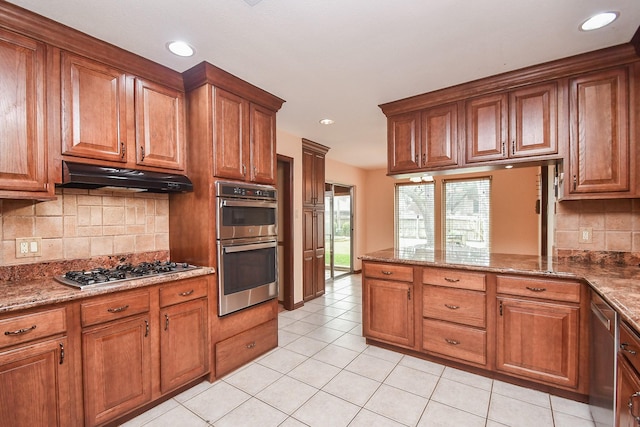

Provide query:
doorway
left=276, top=155, right=294, bottom=310
left=325, top=183, right=354, bottom=280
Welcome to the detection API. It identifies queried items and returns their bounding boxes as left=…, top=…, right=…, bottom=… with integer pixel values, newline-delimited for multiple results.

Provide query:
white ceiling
left=7, top=0, right=640, bottom=169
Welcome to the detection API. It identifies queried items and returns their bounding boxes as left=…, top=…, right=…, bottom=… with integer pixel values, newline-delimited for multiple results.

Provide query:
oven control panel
left=216, top=181, right=276, bottom=201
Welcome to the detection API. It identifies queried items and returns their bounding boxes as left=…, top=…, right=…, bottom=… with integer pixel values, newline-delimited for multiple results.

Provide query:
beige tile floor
left=121, top=274, right=596, bottom=427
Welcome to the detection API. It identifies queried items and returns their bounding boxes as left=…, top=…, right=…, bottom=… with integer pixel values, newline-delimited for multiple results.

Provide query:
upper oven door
left=217, top=198, right=277, bottom=240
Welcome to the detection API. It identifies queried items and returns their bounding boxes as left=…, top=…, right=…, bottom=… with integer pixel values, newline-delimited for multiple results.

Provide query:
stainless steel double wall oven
left=215, top=181, right=278, bottom=316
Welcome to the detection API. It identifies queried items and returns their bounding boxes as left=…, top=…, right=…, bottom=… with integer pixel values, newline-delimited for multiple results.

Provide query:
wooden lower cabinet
left=215, top=320, right=277, bottom=377
left=0, top=337, right=72, bottom=427
left=617, top=354, right=640, bottom=427
left=496, top=296, right=579, bottom=389
left=363, top=277, right=414, bottom=348
left=82, top=314, right=152, bottom=426
left=160, top=298, right=208, bottom=394
left=423, top=318, right=486, bottom=365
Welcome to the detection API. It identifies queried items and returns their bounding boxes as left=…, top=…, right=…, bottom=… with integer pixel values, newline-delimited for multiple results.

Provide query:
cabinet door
left=496, top=297, right=579, bottom=388
left=82, top=315, right=151, bottom=426
left=160, top=298, right=207, bottom=394
left=510, top=82, right=557, bottom=158
left=0, top=29, right=49, bottom=194
left=0, top=337, right=71, bottom=427
left=302, top=148, right=325, bottom=208
left=135, top=78, right=186, bottom=171
left=213, top=88, right=246, bottom=181
left=568, top=67, right=630, bottom=195
left=388, top=112, right=421, bottom=173
left=465, top=93, right=508, bottom=163
left=61, top=52, right=128, bottom=162
left=421, top=103, right=458, bottom=168
left=314, top=209, right=326, bottom=298
left=617, top=354, right=640, bottom=427
left=302, top=209, right=315, bottom=301
left=249, top=103, right=276, bottom=184
left=363, top=278, right=414, bottom=347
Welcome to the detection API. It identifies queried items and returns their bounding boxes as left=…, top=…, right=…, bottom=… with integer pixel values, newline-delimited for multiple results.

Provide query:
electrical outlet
left=15, top=237, right=42, bottom=258
left=579, top=227, right=593, bottom=244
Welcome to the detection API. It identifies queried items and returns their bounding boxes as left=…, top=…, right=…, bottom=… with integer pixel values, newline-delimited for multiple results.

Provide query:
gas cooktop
left=55, top=261, right=197, bottom=289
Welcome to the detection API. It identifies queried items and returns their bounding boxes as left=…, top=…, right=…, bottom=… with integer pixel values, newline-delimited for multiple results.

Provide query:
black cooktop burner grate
left=56, top=261, right=194, bottom=288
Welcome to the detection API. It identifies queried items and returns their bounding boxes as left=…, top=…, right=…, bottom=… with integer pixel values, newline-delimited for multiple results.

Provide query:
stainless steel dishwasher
left=589, top=291, right=618, bottom=427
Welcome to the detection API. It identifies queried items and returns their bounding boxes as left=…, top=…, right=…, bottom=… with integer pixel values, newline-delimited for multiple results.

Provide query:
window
left=394, top=176, right=491, bottom=255
left=443, top=177, right=491, bottom=254
left=395, top=182, right=434, bottom=249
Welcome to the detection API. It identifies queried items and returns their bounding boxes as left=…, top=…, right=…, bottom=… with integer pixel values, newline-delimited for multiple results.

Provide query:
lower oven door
left=217, top=239, right=278, bottom=316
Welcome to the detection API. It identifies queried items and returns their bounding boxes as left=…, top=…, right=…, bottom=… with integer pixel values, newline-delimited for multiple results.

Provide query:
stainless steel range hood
left=60, top=161, right=193, bottom=193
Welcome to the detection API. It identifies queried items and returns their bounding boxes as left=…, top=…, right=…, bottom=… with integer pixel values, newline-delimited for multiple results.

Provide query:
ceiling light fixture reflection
left=505, top=165, right=514, bottom=169
left=580, top=12, right=619, bottom=31
left=167, top=41, right=195, bottom=57
left=319, top=119, right=334, bottom=125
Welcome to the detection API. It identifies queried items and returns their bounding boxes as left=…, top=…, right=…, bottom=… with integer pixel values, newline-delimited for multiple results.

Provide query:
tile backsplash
left=1, top=188, right=169, bottom=266
left=554, top=199, right=640, bottom=260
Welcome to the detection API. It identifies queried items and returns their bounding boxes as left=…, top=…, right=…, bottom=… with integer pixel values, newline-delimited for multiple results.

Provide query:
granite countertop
left=0, top=266, right=216, bottom=314
left=361, top=247, right=640, bottom=333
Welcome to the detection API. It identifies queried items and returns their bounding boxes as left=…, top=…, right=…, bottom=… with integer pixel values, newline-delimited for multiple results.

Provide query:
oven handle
left=221, top=199, right=277, bottom=209
left=223, top=241, right=277, bottom=253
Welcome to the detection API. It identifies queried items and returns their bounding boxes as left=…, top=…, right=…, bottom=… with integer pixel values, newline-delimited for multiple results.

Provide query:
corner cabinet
left=0, top=28, right=52, bottom=199
left=60, top=51, right=186, bottom=172
left=563, top=64, right=639, bottom=199
left=617, top=322, right=640, bottom=427
left=363, top=262, right=415, bottom=348
left=302, top=139, right=329, bottom=301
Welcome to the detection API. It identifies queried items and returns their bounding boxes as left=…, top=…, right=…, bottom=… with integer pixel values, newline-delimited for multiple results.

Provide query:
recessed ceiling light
left=580, top=12, right=619, bottom=31
left=167, top=41, right=195, bottom=57
left=319, top=118, right=334, bottom=125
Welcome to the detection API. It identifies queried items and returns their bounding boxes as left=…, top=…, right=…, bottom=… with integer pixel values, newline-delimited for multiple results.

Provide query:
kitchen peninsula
left=361, top=248, right=640, bottom=404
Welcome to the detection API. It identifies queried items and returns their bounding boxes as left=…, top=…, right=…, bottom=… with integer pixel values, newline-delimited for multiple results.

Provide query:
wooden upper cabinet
left=465, top=93, right=509, bottom=163
left=61, top=52, right=128, bottom=163
left=388, top=111, right=420, bottom=173
left=135, top=78, right=186, bottom=171
left=0, top=29, right=51, bottom=197
left=422, top=103, right=459, bottom=168
left=565, top=66, right=635, bottom=198
left=509, top=82, right=557, bottom=158
left=213, top=88, right=277, bottom=184
left=249, top=103, right=277, bottom=184
left=214, top=88, right=246, bottom=181
left=302, top=141, right=327, bottom=208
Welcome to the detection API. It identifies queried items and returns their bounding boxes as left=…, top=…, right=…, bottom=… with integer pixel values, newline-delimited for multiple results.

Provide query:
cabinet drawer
left=423, top=267, right=486, bottom=291
left=159, top=277, right=208, bottom=308
left=215, top=320, right=277, bottom=377
left=423, top=286, right=486, bottom=328
left=496, top=275, right=581, bottom=303
left=364, top=262, right=414, bottom=282
left=0, top=307, right=66, bottom=349
left=620, top=322, right=640, bottom=374
left=423, top=319, right=486, bottom=365
left=81, top=289, right=150, bottom=327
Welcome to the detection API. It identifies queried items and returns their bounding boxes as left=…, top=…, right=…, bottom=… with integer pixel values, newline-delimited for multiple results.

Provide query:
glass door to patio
left=325, top=183, right=353, bottom=280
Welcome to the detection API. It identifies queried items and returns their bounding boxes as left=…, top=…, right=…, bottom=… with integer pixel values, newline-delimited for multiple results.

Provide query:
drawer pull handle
left=444, top=278, right=460, bottom=283
left=445, top=338, right=460, bottom=345
left=165, top=314, right=170, bottom=331
left=246, top=341, right=256, bottom=349
left=444, top=304, right=460, bottom=310
left=179, top=289, right=195, bottom=297
left=621, top=343, right=638, bottom=356
left=4, top=325, right=37, bottom=336
left=629, top=392, right=640, bottom=422
left=525, top=286, right=546, bottom=292
left=59, top=343, right=65, bottom=365
left=145, top=320, right=150, bottom=337
left=382, top=271, right=393, bottom=275
left=107, top=305, right=129, bottom=313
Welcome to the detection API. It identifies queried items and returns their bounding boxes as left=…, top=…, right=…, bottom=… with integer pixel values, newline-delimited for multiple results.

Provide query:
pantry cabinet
left=61, top=52, right=185, bottom=172
left=302, top=139, right=329, bottom=301
left=0, top=28, right=52, bottom=199
left=363, top=262, right=415, bottom=348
